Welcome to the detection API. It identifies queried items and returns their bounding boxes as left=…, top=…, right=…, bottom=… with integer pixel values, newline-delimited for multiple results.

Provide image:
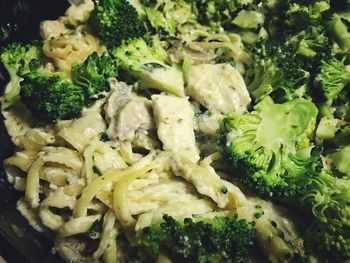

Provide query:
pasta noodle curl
left=43, top=29, right=100, bottom=73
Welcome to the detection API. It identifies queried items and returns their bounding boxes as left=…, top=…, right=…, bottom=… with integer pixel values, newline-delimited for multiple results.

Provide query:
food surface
left=1, top=0, right=350, bottom=262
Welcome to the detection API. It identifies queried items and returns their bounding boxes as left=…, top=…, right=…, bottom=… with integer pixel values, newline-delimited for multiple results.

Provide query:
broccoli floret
left=112, top=38, right=185, bottom=97
left=20, top=71, right=85, bottom=123
left=317, top=83, right=350, bottom=122
left=284, top=3, right=310, bottom=30
left=144, top=7, right=177, bottom=36
left=325, top=13, right=350, bottom=52
left=71, top=52, right=118, bottom=100
left=188, top=0, right=255, bottom=30
left=302, top=170, right=350, bottom=261
left=218, top=98, right=323, bottom=197
left=88, top=0, right=146, bottom=48
left=328, top=124, right=350, bottom=149
left=0, top=42, right=42, bottom=103
left=137, top=214, right=255, bottom=263
left=141, top=0, right=188, bottom=37
left=315, top=117, right=340, bottom=142
left=143, top=0, right=196, bottom=37
left=294, top=25, right=331, bottom=60
left=327, top=145, right=350, bottom=177
left=316, top=117, right=350, bottom=151
left=315, top=57, right=350, bottom=101
left=232, top=10, right=265, bottom=29
left=284, top=1, right=330, bottom=30
left=333, top=89, right=350, bottom=121
left=18, top=51, right=117, bottom=123
left=246, top=42, right=310, bottom=102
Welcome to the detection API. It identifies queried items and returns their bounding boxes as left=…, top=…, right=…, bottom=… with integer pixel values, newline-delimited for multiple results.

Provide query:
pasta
left=58, top=109, right=106, bottom=152
left=83, top=141, right=127, bottom=183
left=42, top=25, right=101, bottom=73
left=25, top=146, right=83, bottom=208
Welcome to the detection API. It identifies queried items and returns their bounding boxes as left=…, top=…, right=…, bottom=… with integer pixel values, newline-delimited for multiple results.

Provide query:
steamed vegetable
left=88, top=0, right=146, bottom=48
left=112, top=37, right=185, bottom=97
left=219, top=98, right=322, bottom=197
left=246, top=41, right=310, bottom=102
left=303, top=170, right=350, bottom=261
left=0, top=42, right=42, bottom=103
left=316, top=57, right=350, bottom=101
left=19, top=51, right=117, bottom=123
left=20, top=71, right=85, bottom=123
left=71, top=52, right=118, bottom=100
left=137, top=214, right=255, bottom=263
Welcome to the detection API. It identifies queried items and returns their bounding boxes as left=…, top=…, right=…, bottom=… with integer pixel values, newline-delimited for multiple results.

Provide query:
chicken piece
left=113, top=99, right=154, bottom=141
left=152, top=94, right=200, bottom=163
left=105, top=80, right=154, bottom=141
left=185, top=63, right=251, bottom=114
left=104, top=79, right=132, bottom=124
left=196, top=111, right=223, bottom=136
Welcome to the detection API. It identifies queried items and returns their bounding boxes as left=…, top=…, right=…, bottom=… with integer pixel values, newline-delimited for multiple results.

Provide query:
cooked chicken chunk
left=105, top=79, right=154, bottom=141
left=104, top=79, right=132, bottom=123
left=114, top=100, right=154, bottom=141
left=152, top=94, right=200, bottom=162
left=185, top=63, right=251, bottom=114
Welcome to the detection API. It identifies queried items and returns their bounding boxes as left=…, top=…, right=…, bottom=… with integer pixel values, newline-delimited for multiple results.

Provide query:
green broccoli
left=284, top=2, right=310, bottom=30
left=232, top=10, right=265, bottom=29
left=188, top=0, right=255, bottom=30
left=325, top=13, right=350, bottom=52
left=17, top=50, right=117, bottom=124
left=88, top=0, right=146, bottom=48
left=327, top=145, right=350, bottom=177
left=315, top=117, right=341, bottom=143
left=112, top=37, right=185, bottom=97
left=71, top=52, right=118, bottom=100
left=246, top=42, right=310, bottom=102
left=294, top=25, right=331, bottom=60
left=141, top=0, right=183, bottom=37
left=284, top=1, right=330, bottom=30
left=0, top=42, right=42, bottom=103
left=328, top=124, right=350, bottom=149
left=317, top=75, right=350, bottom=122
left=20, top=71, right=85, bottom=123
left=302, top=170, right=350, bottom=261
left=333, top=89, right=350, bottom=121
left=218, top=98, right=322, bottom=197
left=315, top=116, right=350, bottom=149
left=137, top=214, right=255, bottom=263
left=144, top=7, right=177, bottom=36
left=316, top=57, right=350, bottom=101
